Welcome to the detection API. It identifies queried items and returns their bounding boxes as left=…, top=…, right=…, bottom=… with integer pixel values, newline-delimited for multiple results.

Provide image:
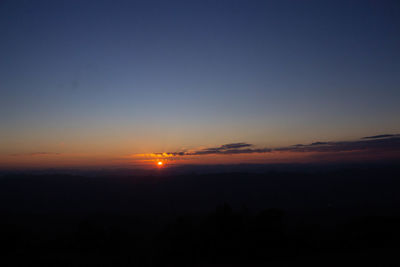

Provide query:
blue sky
left=1, top=0, right=399, bottom=167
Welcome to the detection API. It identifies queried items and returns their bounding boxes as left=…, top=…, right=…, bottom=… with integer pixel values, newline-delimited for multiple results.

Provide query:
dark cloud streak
left=362, top=134, right=399, bottom=139
left=156, top=134, right=400, bottom=157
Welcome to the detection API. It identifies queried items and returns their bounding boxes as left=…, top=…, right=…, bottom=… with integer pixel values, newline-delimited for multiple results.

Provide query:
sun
left=157, top=161, right=163, bottom=166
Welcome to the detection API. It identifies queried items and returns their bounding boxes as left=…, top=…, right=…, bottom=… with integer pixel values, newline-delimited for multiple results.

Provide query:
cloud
left=310, top=142, right=329, bottom=146
left=362, top=134, right=399, bottom=139
left=190, top=143, right=252, bottom=155
left=192, top=147, right=271, bottom=155
left=172, top=143, right=270, bottom=156
left=152, top=143, right=270, bottom=157
left=149, top=134, right=400, bottom=158
left=278, top=135, right=400, bottom=153
left=220, top=143, right=252, bottom=149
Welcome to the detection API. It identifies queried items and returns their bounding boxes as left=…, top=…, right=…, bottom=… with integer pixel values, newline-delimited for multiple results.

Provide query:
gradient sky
left=1, top=0, right=400, bottom=168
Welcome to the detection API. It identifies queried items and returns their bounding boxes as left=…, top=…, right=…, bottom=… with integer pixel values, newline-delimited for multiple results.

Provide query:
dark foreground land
left=1, top=164, right=400, bottom=266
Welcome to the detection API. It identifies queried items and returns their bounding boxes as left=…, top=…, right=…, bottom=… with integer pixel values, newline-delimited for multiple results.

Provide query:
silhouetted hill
left=1, top=164, right=400, bottom=266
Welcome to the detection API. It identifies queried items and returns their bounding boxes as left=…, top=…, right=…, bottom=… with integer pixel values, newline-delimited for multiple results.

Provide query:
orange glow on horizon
left=2, top=146, right=400, bottom=170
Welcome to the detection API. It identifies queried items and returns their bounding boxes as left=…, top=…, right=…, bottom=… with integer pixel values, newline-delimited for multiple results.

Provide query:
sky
left=1, top=0, right=400, bottom=169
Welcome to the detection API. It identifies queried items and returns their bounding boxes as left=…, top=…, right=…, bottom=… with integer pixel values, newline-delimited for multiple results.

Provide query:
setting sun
left=157, top=161, right=163, bottom=166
